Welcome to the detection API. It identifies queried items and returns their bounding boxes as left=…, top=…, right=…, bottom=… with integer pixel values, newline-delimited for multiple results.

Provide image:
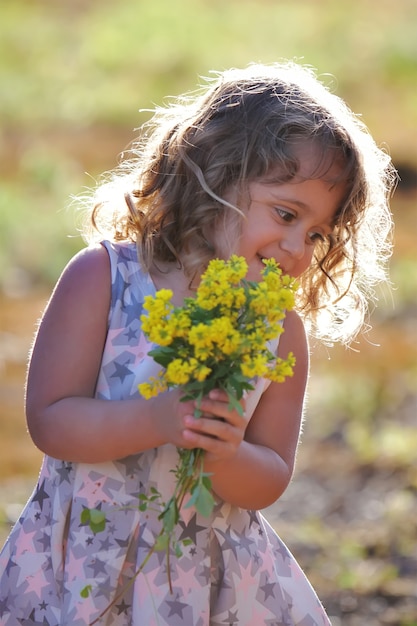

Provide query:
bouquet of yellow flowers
left=136, top=255, right=297, bottom=556
left=81, top=255, right=296, bottom=621
left=139, top=255, right=296, bottom=400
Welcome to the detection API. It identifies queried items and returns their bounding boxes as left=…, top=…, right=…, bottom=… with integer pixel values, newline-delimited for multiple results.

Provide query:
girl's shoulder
left=60, top=240, right=152, bottom=296
left=278, top=309, right=309, bottom=368
left=283, top=309, right=306, bottom=337
left=49, top=241, right=131, bottom=306
left=55, top=244, right=111, bottom=290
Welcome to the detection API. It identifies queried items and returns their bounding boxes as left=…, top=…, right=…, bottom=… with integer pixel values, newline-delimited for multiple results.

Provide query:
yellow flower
left=210, top=317, right=241, bottom=355
left=276, top=288, right=296, bottom=311
left=196, top=255, right=248, bottom=311
left=263, top=271, right=281, bottom=290
left=249, top=283, right=279, bottom=317
left=224, top=255, right=248, bottom=282
left=246, top=328, right=272, bottom=350
left=231, top=287, right=247, bottom=310
left=240, top=353, right=269, bottom=378
left=143, top=289, right=173, bottom=315
left=195, top=278, right=229, bottom=310
left=188, top=323, right=216, bottom=351
left=266, top=353, right=296, bottom=383
left=195, top=364, right=212, bottom=382
left=140, top=290, right=176, bottom=344
left=143, top=323, right=174, bottom=346
left=138, top=374, right=168, bottom=399
left=192, top=345, right=214, bottom=361
left=165, top=358, right=197, bottom=385
left=166, top=309, right=192, bottom=339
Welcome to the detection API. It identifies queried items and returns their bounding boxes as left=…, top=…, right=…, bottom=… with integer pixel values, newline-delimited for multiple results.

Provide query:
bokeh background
left=0, top=1, right=416, bottom=624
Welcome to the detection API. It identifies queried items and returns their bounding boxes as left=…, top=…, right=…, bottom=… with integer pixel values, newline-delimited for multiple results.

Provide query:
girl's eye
left=274, top=207, right=329, bottom=244
left=275, top=208, right=295, bottom=222
left=307, top=231, right=326, bottom=244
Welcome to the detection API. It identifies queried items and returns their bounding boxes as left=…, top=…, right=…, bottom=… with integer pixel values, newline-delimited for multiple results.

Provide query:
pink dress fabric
left=0, top=240, right=332, bottom=625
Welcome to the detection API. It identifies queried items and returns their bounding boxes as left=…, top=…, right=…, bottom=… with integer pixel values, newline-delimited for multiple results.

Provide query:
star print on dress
left=0, top=240, right=332, bottom=625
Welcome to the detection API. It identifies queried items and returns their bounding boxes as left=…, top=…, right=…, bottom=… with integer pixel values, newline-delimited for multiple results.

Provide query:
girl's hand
left=150, top=387, right=197, bottom=448
left=180, top=389, right=248, bottom=463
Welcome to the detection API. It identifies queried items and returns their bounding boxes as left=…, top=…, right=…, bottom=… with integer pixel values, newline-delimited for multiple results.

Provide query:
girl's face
left=228, top=150, right=347, bottom=281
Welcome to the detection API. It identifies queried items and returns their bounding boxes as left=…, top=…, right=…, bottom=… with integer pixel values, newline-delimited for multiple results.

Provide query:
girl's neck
left=150, top=261, right=196, bottom=306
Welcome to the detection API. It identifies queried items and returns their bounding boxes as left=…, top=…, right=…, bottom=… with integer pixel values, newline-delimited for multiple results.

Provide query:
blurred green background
left=0, top=1, right=416, bottom=624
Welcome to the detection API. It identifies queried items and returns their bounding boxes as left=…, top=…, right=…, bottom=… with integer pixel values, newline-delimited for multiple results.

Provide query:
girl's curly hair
left=82, top=62, right=396, bottom=343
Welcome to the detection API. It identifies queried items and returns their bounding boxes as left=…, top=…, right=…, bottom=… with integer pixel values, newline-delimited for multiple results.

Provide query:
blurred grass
left=0, top=1, right=416, bottom=623
left=0, top=0, right=416, bottom=288
left=2, top=0, right=416, bottom=127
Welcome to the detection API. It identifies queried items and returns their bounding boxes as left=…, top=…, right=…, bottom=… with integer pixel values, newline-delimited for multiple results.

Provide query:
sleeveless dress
left=0, top=241, right=331, bottom=626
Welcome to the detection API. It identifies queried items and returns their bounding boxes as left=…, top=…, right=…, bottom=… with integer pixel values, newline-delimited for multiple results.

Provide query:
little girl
left=0, top=62, right=394, bottom=625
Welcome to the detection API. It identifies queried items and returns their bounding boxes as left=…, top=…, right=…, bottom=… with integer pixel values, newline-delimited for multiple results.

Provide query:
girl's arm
left=186, top=310, right=308, bottom=510
left=25, top=245, right=195, bottom=463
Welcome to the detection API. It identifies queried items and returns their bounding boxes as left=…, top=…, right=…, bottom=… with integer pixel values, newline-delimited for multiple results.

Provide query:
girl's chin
left=245, top=267, right=264, bottom=282
left=246, top=256, right=274, bottom=281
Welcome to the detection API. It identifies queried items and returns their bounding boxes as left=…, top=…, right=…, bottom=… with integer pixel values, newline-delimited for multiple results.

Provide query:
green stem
left=88, top=447, right=206, bottom=623
left=88, top=528, right=163, bottom=626
left=166, top=539, right=173, bottom=594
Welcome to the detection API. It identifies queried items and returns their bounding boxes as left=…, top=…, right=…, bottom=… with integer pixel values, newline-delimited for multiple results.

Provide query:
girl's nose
left=279, top=234, right=305, bottom=260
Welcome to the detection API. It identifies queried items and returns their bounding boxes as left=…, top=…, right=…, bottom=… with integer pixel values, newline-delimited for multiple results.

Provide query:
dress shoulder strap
left=100, top=240, right=156, bottom=327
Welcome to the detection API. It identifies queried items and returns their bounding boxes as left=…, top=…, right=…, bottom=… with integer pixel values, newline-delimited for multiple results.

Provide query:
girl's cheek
left=295, top=252, right=314, bottom=276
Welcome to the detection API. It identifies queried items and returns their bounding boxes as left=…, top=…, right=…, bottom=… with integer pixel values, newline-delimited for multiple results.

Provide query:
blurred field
left=0, top=0, right=416, bottom=624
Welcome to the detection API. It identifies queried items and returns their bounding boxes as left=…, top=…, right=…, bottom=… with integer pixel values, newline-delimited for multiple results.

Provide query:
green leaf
left=225, top=391, right=244, bottom=415
left=81, top=508, right=106, bottom=534
left=90, top=519, right=106, bottom=534
left=202, top=475, right=213, bottom=490
left=89, top=508, right=106, bottom=525
left=174, top=542, right=183, bottom=558
left=180, top=380, right=207, bottom=396
left=182, top=538, right=193, bottom=546
left=160, top=500, right=178, bottom=533
left=229, top=371, right=255, bottom=386
left=194, top=484, right=215, bottom=517
left=184, top=484, right=199, bottom=510
left=147, top=346, right=177, bottom=368
left=80, top=584, right=92, bottom=598
left=208, top=366, right=227, bottom=381
left=154, top=533, right=169, bottom=552
left=185, top=482, right=215, bottom=517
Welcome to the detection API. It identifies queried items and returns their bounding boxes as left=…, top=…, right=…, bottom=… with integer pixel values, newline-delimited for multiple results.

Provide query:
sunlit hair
left=82, top=61, right=396, bottom=343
